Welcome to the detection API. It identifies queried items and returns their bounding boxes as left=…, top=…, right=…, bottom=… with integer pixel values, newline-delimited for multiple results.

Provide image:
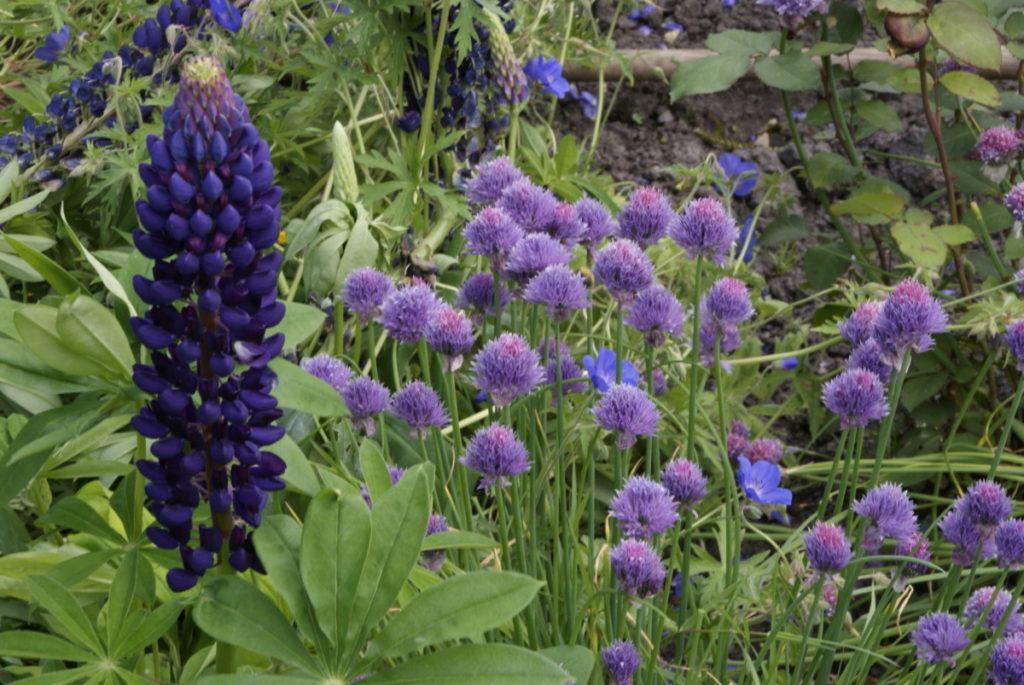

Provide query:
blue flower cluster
left=130, top=56, right=286, bottom=592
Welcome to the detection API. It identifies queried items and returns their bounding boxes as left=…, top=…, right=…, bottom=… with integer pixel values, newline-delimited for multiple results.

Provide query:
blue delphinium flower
left=717, top=153, right=759, bottom=197
left=130, top=56, right=285, bottom=592
left=582, top=347, right=639, bottom=393
left=35, top=25, right=72, bottom=63
left=209, top=0, right=242, bottom=33
left=523, top=56, right=571, bottom=98
left=736, top=457, right=792, bottom=505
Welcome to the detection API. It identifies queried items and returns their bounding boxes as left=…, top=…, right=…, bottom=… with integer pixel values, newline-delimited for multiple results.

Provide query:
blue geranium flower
left=779, top=356, right=799, bottom=371
left=209, top=0, right=242, bottom=33
left=567, top=86, right=598, bottom=120
left=718, top=153, right=759, bottom=197
left=523, top=56, right=571, bottom=99
left=737, top=457, right=792, bottom=505
left=582, top=348, right=639, bottom=393
left=735, top=215, right=756, bottom=263
left=35, top=25, right=71, bottom=63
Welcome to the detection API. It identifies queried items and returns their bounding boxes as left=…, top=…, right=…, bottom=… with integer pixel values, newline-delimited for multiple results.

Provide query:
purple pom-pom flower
left=593, top=239, right=655, bottom=306
left=853, top=483, right=917, bottom=552
left=873, top=280, right=948, bottom=365
left=965, top=586, right=1024, bottom=636
left=821, top=368, right=889, bottom=429
left=669, top=197, right=739, bottom=266
left=461, top=423, right=531, bottom=489
left=624, top=285, right=685, bottom=346
left=503, top=234, right=572, bottom=285
left=380, top=283, right=443, bottom=344
left=456, top=273, right=510, bottom=324
left=617, top=186, right=675, bottom=249
left=390, top=380, right=449, bottom=437
left=971, top=126, right=1021, bottom=164
left=593, top=384, right=661, bottom=449
left=341, top=376, right=391, bottom=436
left=1008, top=182, right=1024, bottom=222
left=300, top=355, right=352, bottom=394
left=497, top=180, right=558, bottom=233
left=1007, top=320, right=1024, bottom=371
left=575, top=197, right=618, bottom=247
left=839, top=301, right=883, bottom=347
left=660, top=458, right=707, bottom=509
left=848, top=339, right=892, bottom=384
left=471, top=333, right=544, bottom=406
left=601, top=640, right=641, bottom=685
left=990, top=633, right=1024, bottom=684
left=610, top=475, right=680, bottom=538
left=804, top=521, right=853, bottom=573
left=911, top=613, right=969, bottom=666
left=342, top=267, right=394, bottom=324
left=425, top=305, right=475, bottom=371
left=463, top=207, right=524, bottom=269
left=610, top=538, right=667, bottom=598
left=421, top=512, right=449, bottom=571
left=996, top=519, right=1024, bottom=569
left=466, top=157, right=525, bottom=206
left=523, top=264, right=590, bottom=321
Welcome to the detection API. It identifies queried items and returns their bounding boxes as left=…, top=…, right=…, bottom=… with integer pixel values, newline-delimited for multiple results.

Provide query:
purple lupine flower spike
left=130, top=55, right=286, bottom=591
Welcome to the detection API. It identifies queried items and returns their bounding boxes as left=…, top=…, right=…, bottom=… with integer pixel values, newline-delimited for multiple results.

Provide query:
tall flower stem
left=416, top=0, right=452, bottom=167
left=837, top=427, right=865, bottom=521
left=552, top=318, right=568, bottom=639
left=988, top=378, right=1024, bottom=479
left=686, top=256, right=704, bottom=458
left=868, top=354, right=911, bottom=490
left=816, top=429, right=849, bottom=521
left=714, top=338, right=738, bottom=589
left=645, top=344, right=657, bottom=475
left=442, top=368, right=471, bottom=531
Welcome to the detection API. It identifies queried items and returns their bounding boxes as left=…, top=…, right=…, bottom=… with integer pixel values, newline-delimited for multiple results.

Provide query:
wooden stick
left=562, top=46, right=1021, bottom=81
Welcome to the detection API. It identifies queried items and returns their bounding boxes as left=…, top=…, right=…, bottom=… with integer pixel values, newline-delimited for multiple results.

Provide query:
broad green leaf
left=0, top=341, right=94, bottom=395
left=105, top=549, right=139, bottom=648
left=9, top=665, right=100, bottom=685
left=301, top=490, right=371, bottom=658
left=303, top=231, right=349, bottom=297
left=927, top=1, right=1001, bottom=71
left=669, top=53, right=749, bottom=99
left=806, top=153, right=859, bottom=187
left=337, top=215, right=379, bottom=285
left=360, top=438, right=392, bottom=504
left=15, top=305, right=113, bottom=378
left=3, top=235, right=83, bottom=296
left=0, top=251, right=44, bottom=282
left=38, top=497, right=126, bottom=545
left=753, top=53, right=819, bottom=91
left=887, top=67, right=927, bottom=94
left=0, top=506, right=31, bottom=554
left=268, top=302, right=326, bottom=348
left=877, top=0, right=926, bottom=13
left=0, top=630, right=97, bottom=662
left=856, top=100, right=902, bottom=132
left=111, top=600, right=182, bottom=660
left=934, top=224, right=975, bottom=245
left=420, top=530, right=499, bottom=551
left=365, top=571, right=541, bottom=661
left=275, top=434, right=321, bottom=496
left=703, top=29, right=775, bottom=56
left=940, top=70, right=1001, bottom=106
left=198, top=678, right=318, bottom=685
left=0, top=160, right=18, bottom=203
left=253, top=516, right=325, bottom=651
left=902, top=372, right=949, bottom=412
left=60, top=206, right=137, bottom=316
left=359, top=644, right=571, bottom=684
left=56, top=294, right=134, bottom=380
left=268, top=358, right=347, bottom=417
left=537, top=646, right=594, bottom=685
left=761, top=214, right=809, bottom=245
left=193, top=576, right=321, bottom=675
left=26, top=574, right=104, bottom=655
left=284, top=199, right=351, bottom=263
left=831, top=193, right=904, bottom=219
left=51, top=415, right=132, bottom=468
left=804, top=245, right=850, bottom=290
left=0, top=188, right=51, bottom=224
left=344, top=466, right=431, bottom=665
left=806, top=42, right=854, bottom=57
left=891, top=222, right=948, bottom=269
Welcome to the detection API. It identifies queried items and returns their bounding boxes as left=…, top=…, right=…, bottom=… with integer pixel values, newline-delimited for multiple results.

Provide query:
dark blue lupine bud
left=130, top=56, right=285, bottom=592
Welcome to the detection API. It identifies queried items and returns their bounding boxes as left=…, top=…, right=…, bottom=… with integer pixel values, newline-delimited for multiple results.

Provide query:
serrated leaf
left=669, top=53, right=749, bottom=99
left=927, top=1, right=1002, bottom=71
left=940, top=70, right=1001, bottom=106
left=753, top=53, right=820, bottom=91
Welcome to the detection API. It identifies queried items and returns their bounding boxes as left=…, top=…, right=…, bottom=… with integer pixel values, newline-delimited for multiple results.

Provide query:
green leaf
left=105, top=549, right=139, bottom=649
left=38, top=496, right=126, bottom=545
left=876, top=0, right=926, bottom=13
left=360, top=438, right=392, bottom=504
left=537, top=646, right=594, bottom=685
left=359, top=644, right=570, bottom=684
left=26, top=574, right=104, bottom=656
left=365, top=571, right=541, bottom=661
left=252, top=516, right=325, bottom=651
left=761, top=214, right=809, bottom=246
left=806, top=42, right=855, bottom=56
left=804, top=245, right=850, bottom=290
left=275, top=434, right=321, bottom=496
left=331, top=121, right=360, bottom=204
left=268, top=302, right=326, bottom=348
left=9, top=665, right=100, bottom=685
left=59, top=207, right=137, bottom=316
left=198, top=677, right=318, bottom=685
left=344, top=466, right=431, bottom=664
left=0, top=188, right=51, bottom=224
left=56, top=294, right=134, bottom=380
left=856, top=100, right=903, bottom=132
left=902, top=372, right=949, bottom=412
left=887, top=67, right=927, bottom=94
left=3, top=235, right=83, bottom=296
left=940, top=70, right=1001, bottom=106
left=268, top=358, right=347, bottom=417
left=0, top=630, right=97, bottom=662
left=891, top=222, right=948, bottom=269
left=337, top=216, right=379, bottom=287
left=110, top=600, right=182, bottom=661
left=193, top=576, right=321, bottom=675
left=753, top=53, right=820, bottom=91
left=420, top=530, right=499, bottom=551
left=0, top=340, right=94, bottom=395
left=831, top=193, right=904, bottom=219
left=669, top=53, right=749, bottom=99
left=0, top=506, right=31, bottom=554
left=934, top=224, right=975, bottom=245
left=554, top=135, right=578, bottom=177
left=806, top=153, right=859, bottom=186
left=301, top=490, right=371, bottom=658
left=927, top=1, right=1002, bottom=71
left=703, top=30, right=775, bottom=56
left=950, top=159, right=999, bottom=194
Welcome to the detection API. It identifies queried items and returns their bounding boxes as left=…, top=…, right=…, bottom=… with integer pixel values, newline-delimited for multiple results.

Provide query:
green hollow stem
left=686, top=256, right=704, bottom=458
left=989, top=377, right=1024, bottom=479
left=714, top=338, right=738, bottom=589
left=816, top=429, right=849, bottom=522
left=868, top=354, right=912, bottom=490
left=214, top=557, right=238, bottom=673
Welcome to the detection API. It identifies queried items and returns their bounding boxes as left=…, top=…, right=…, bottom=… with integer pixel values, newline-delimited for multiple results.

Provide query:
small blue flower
left=582, top=348, right=639, bottom=393
left=663, top=21, right=685, bottom=31
left=523, top=56, right=571, bottom=99
left=35, top=25, right=71, bottom=63
left=636, top=25, right=653, bottom=35
left=209, top=0, right=243, bottom=33
left=737, top=457, right=792, bottom=506
left=722, top=0, right=739, bottom=7
left=718, top=153, right=759, bottom=197
left=779, top=356, right=799, bottom=371
left=734, top=215, right=756, bottom=263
